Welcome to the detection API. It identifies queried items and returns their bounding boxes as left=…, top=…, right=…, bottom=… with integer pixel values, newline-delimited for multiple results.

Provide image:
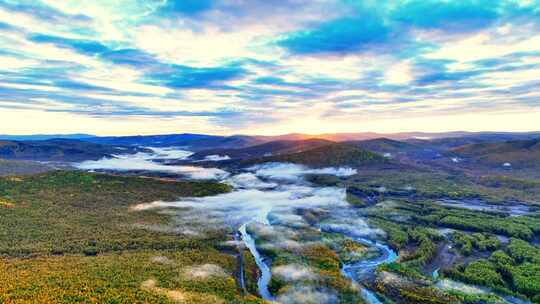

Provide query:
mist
left=132, top=162, right=379, bottom=238
left=128, top=161, right=386, bottom=303
left=248, top=163, right=357, bottom=181
left=76, top=148, right=229, bottom=180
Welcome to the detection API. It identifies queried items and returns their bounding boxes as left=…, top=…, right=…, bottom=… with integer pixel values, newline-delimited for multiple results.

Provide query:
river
left=89, top=149, right=397, bottom=302
left=78, top=149, right=520, bottom=303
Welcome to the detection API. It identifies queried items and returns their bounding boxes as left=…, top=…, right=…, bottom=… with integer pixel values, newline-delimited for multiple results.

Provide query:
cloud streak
left=1, top=0, right=539, bottom=134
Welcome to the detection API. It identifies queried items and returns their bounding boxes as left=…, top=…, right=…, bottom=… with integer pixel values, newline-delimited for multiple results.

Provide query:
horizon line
left=2, top=130, right=540, bottom=138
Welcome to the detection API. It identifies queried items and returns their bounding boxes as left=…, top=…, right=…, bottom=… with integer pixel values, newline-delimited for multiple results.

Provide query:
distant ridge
left=248, top=143, right=388, bottom=167
left=449, top=138, right=540, bottom=168
left=2, top=131, right=540, bottom=151
left=190, top=138, right=333, bottom=160
left=82, top=134, right=263, bottom=150
left=0, top=134, right=95, bottom=141
left=0, top=139, right=142, bottom=162
left=346, top=137, right=420, bottom=153
left=255, top=131, right=540, bottom=142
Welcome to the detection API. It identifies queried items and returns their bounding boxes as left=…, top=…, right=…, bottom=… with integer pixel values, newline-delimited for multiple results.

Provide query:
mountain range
left=1, top=132, right=540, bottom=172
left=0, top=139, right=143, bottom=162
left=2, top=131, right=539, bottom=150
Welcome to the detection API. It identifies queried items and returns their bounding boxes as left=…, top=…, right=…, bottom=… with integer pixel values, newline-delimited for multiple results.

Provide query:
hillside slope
left=450, top=138, right=540, bottom=168
left=84, top=134, right=263, bottom=150
left=191, top=138, right=333, bottom=160
left=0, top=139, right=141, bottom=162
left=0, top=159, right=52, bottom=176
left=248, top=143, right=388, bottom=167
left=346, top=138, right=421, bottom=153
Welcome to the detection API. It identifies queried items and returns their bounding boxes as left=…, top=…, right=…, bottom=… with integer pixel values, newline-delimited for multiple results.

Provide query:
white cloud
left=384, top=60, right=413, bottom=85
left=425, top=30, right=540, bottom=63
left=134, top=25, right=274, bottom=66
left=0, top=55, right=37, bottom=70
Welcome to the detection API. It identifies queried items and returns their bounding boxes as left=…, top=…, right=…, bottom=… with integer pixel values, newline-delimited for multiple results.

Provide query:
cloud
left=183, top=264, right=230, bottom=280
left=144, top=63, right=248, bottom=89
left=27, top=33, right=109, bottom=56
left=99, top=49, right=160, bottom=67
left=272, top=264, right=319, bottom=282
left=156, top=0, right=214, bottom=16
left=277, top=15, right=390, bottom=55
left=276, top=285, right=338, bottom=304
left=390, top=0, right=499, bottom=31
left=2, top=0, right=540, bottom=135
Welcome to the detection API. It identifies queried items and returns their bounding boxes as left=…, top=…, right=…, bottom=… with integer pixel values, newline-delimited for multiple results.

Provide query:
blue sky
left=0, top=0, right=539, bottom=135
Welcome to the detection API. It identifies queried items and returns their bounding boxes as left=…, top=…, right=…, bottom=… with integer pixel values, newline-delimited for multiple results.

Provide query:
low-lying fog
left=76, top=147, right=229, bottom=179
left=120, top=149, right=389, bottom=303
left=76, top=147, right=515, bottom=303
left=76, top=147, right=382, bottom=243
left=131, top=161, right=383, bottom=240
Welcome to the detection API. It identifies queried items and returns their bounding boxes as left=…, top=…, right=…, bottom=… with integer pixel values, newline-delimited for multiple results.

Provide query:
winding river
left=239, top=222, right=275, bottom=301
left=77, top=150, right=402, bottom=303
left=80, top=148, right=526, bottom=303
left=339, top=238, right=398, bottom=304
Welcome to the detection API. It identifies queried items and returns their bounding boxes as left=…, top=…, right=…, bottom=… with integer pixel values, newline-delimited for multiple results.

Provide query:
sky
left=0, top=0, right=539, bottom=136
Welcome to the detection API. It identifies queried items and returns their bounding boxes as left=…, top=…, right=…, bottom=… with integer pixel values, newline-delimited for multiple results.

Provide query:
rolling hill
left=0, top=159, right=52, bottom=176
left=346, top=138, right=421, bottom=153
left=247, top=143, right=388, bottom=167
left=449, top=138, right=540, bottom=168
left=83, top=134, right=263, bottom=150
left=0, top=139, right=142, bottom=162
left=190, top=138, right=333, bottom=160
left=0, top=134, right=95, bottom=141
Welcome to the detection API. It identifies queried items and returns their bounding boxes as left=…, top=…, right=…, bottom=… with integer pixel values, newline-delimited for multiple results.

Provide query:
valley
left=1, top=132, right=540, bottom=303
left=3, top=1, right=540, bottom=303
